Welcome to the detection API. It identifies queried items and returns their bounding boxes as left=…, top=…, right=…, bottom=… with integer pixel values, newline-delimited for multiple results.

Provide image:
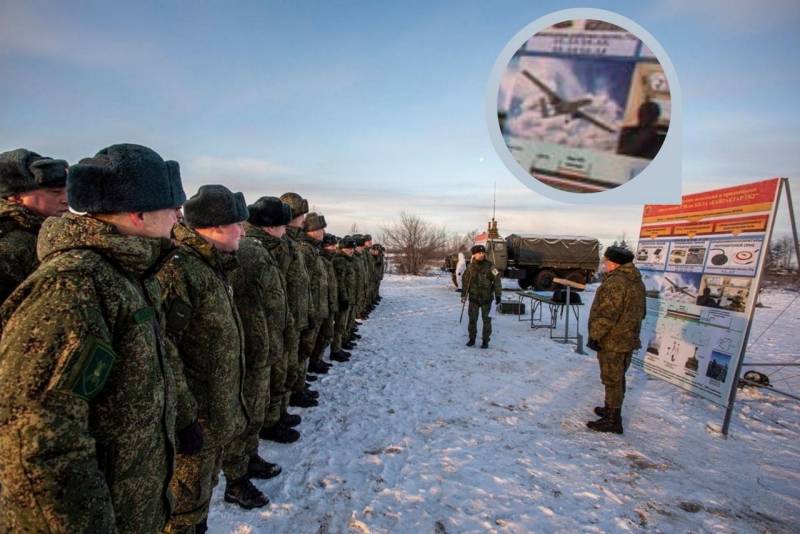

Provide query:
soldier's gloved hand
left=587, top=338, right=601, bottom=351
left=495, top=296, right=501, bottom=305
left=177, top=420, right=204, bottom=455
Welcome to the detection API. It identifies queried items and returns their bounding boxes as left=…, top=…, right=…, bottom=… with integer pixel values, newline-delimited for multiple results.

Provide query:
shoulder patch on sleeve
left=165, top=298, right=192, bottom=335
left=57, top=336, right=117, bottom=401
left=491, top=268, right=499, bottom=276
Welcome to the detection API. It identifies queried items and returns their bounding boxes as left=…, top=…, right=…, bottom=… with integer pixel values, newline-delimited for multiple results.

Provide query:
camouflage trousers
left=293, top=323, right=319, bottom=392
left=265, top=335, right=288, bottom=428
left=467, top=300, right=492, bottom=342
left=312, top=316, right=335, bottom=363
left=223, top=364, right=271, bottom=481
left=167, top=446, right=224, bottom=532
left=597, top=350, right=633, bottom=410
left=331, top=308, right=350, bottom=352
left=346, top=305, right=357, bottom=335
left=284, top=326, right=302, bottom=399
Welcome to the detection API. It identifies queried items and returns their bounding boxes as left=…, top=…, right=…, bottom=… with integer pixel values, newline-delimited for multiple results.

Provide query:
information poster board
left=633, top=178, right=781, bottom=406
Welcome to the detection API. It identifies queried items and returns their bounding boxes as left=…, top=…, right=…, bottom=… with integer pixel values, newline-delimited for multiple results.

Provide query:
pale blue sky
left=1, top=0, right=798, bottom=242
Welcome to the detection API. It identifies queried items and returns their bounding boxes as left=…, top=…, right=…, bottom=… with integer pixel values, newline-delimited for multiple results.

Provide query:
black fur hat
left=67, top=143, right=185, bottom=213
left=0, top=148, right=68, bottom=197
left=304, top=212, right=327, bottom=232
left=322, top=233, right=338, bottom=246
left=470, top=244, right=486, bottom=254
left=340, top=235, right=357, bottom=249
left=184, top=185, right=248, bottom=228
left=248, top=196, right=293, bottom=227
left=604, top=245, right=634, bottom=265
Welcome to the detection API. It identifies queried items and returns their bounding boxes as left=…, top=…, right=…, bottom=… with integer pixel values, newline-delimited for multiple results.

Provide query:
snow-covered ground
left=209, top=274, right=800, bottom=533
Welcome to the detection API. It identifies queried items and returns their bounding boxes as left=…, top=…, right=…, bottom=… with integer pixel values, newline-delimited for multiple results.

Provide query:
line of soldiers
left=0, top=144, right=386, bottom=533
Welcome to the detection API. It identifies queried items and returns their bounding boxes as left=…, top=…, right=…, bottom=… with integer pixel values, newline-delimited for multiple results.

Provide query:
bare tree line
left=379, top=212, right=479, bottom=275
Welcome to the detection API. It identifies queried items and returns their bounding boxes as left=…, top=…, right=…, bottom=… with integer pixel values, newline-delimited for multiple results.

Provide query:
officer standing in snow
left=586, top=245, right=646, bottom=434
left=461, top=244, right=502, bottom=348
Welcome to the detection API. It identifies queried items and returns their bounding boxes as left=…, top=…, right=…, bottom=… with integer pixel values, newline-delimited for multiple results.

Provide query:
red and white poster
left=633, top=178, right=781, bottom=405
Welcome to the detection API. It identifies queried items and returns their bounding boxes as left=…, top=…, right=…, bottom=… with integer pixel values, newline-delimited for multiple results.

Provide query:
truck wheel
left=564, top=270, right=586, bottom=288
left=535, top=270, right=556, bottom=291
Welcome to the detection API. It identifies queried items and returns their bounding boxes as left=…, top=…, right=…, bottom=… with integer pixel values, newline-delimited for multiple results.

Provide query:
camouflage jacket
left=333, top=252, right=355, bottom=310
left=360, top=250, right=372, bottom=293
left=320, top=249, right=339, bottom=316
left=156, top=223, right=248, bottom=445
left=282, top=226, right=311, bottom=330
left=588, top=262, right=647, bottom=352
left=243, top=225, right=293, bottom=356
left=0, top=198, right=46, bottom=304
left=0, top=213, right=177, bottom=533
left=351, top=251, right=366, bottom=306
left=462, top=259, right=502, bottom=304
left=373, top=253, right=385, bottom=281
left=299, top=233, right=329, bottom=321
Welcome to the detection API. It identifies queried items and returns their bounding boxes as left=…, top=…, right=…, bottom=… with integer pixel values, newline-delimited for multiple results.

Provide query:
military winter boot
left=331, top=350, right=351, bottom=362
left=586, top=408, right=623, bottom=434
left=224, top=477, right=270, bottom=509
left=306, top=373, right=318, bottom=382
left=280, top=411, right=302, bottom=427
left=290, top=390, right=318, bottom=408
left=308, top=360, right=329, bottom=374
left=195, top=518, right=208, bottom=534
left=480, top=339, right=489, bottom=349
left=304, top=386, right=319, bottom=399
left=466, top=338, right=475, bottom=347
left=247, top=454, right=282, bottom=479
left=260, top=423, right=300, bottom=443
left=594, top=404, right=609, bottom=417
left=342, top=341, right=356, bottom=350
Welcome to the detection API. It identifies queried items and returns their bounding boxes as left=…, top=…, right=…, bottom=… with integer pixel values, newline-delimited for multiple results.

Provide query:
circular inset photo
left=497, top=18, right=672, bottom=193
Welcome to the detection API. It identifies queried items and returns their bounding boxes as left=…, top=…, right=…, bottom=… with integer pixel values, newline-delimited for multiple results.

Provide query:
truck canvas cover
left=506, top=234, right=599, bottom=267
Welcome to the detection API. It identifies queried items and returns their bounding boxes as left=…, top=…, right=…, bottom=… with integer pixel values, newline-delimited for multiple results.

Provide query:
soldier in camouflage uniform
left=361, top=234, right=376, bottom=315
left=586, top=246, right=646, bottom=434
left=156, top=185, right=251, bottom=531
left=0, top=148, right=68, bottom=304
left=278, top=192, right=318, bottom=408
left=349, top=235, right=367, bottom=344
left=304, top=213, right=334, bottom=375
left=370, top=243, right=385, bottom=304
left=0, top=143, right=184, bottom=533
left=246, top=198, right=302, bottom=445
left=461, top=244, right=502, bottom=349
left=314, top=231, right=342, bottom=365
left=332, top=236, right=357, bottom=360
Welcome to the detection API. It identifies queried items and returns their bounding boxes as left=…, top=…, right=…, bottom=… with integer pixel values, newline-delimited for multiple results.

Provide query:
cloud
left=0, top=3, right=158, bottom=68
left=646, top=0, right=800, bottom=33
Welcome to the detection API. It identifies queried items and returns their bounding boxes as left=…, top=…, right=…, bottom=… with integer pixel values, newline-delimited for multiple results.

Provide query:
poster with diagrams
left=633, top=178, right=781, bottom=405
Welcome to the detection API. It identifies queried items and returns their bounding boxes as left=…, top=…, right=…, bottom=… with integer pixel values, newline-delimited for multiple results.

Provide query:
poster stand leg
left=721, top=178, right=799, bottom=435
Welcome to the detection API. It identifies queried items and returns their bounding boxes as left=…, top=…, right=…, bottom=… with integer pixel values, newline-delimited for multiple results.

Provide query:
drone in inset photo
left=521, top=70, right=617, bottom=134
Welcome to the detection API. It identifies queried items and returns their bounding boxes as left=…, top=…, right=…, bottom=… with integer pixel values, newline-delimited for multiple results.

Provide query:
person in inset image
left=616, top=101, right=665, bottom=160
left=695, top=287, right=720, bottom=308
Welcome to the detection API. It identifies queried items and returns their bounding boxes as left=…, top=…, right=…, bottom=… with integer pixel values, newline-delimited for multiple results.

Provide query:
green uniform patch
left=133, top=306, right=155, bottom=324
left=59, top=336, right=117, bottom=401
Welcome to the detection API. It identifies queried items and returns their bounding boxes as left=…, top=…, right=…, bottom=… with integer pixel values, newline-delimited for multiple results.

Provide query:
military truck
left=446, top=219, right=600, bottom=291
